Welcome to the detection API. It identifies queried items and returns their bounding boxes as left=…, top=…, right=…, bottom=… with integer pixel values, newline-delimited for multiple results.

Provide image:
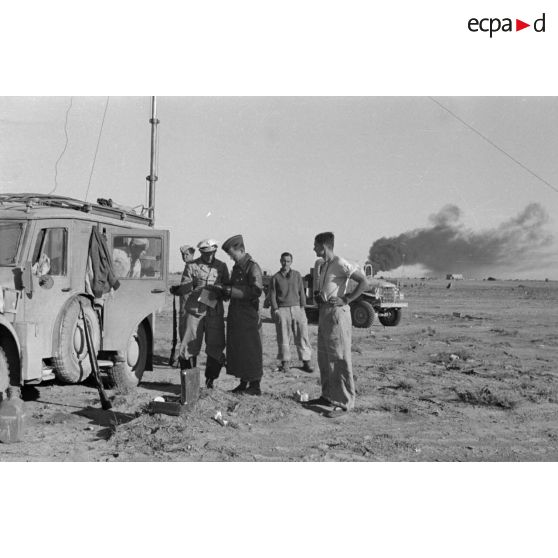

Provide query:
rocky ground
left=2, top=278, right=557, bottom=461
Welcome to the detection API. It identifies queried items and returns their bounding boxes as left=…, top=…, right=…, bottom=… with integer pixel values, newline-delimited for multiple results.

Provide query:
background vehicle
left=303, top=261, right=408, bottom=328
left=0, top=194, right=169, bottom=394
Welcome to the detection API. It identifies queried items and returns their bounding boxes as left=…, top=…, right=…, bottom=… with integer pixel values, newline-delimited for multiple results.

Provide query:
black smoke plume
left=368, top=203, right=554, bottom=276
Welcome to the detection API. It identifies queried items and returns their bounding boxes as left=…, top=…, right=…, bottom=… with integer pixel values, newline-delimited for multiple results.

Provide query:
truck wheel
left=378, top=308, right=402, bottom=327
left=0, top=337, right=19, bottom=394
left=53, top=297, right=100, bottom=384
left=350, top=300, right=375, bottom=328
left=108, top=322, right=148, bottom=391
left=305, top=307, right=319, bottom=324
left=0, top=347, right=10, bottom=394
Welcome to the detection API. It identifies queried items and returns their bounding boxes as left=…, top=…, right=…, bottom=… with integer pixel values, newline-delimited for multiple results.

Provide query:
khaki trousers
left=317, top=304, right=355, bottom=410
left=179, top=308, right=226, bottom=364
left=274, top=306, right=312, bottom=362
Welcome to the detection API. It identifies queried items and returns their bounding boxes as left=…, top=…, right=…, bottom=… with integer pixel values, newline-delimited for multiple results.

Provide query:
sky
left=1, top=96, right=558, bottom=279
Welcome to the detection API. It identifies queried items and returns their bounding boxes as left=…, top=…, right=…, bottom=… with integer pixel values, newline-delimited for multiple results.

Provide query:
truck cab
left=0, top=194, right=169, bottom=395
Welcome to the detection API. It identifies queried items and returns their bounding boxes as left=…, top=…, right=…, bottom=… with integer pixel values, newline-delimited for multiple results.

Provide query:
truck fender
left=0, top=316, right=22, bottom=384
left=0, top=315, right=21, bottom=356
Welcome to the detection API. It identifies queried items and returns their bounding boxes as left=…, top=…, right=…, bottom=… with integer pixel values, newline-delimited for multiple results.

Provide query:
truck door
left=21, top=221, right=73, bottom=377
left=102, top=228, right=169, bottom=356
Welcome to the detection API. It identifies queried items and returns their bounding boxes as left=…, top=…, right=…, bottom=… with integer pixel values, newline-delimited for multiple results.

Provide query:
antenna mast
left=147, top=96, right=159, bottom=226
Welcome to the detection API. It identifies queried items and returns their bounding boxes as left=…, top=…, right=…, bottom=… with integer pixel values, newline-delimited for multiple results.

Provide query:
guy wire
left=429, top=96, right=558, bottom=195
left=48, top=96, right=73, bottom=195
left=85, top=96, right=110, bottom=202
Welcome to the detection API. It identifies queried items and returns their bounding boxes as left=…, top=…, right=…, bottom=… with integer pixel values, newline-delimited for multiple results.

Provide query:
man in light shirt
left=306, top=231, right=368, bottom=418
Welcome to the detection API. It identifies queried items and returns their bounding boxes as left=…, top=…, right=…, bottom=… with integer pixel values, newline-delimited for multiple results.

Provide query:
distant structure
left=446, top=273, right=463, bottom=280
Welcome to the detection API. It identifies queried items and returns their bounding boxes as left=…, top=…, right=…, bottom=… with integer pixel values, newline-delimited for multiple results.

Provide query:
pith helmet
left=197, top=238, right=219, bottom=253
left=130, top=237, right=149, bottom=249
left=180, top=244, right=195, bottom=255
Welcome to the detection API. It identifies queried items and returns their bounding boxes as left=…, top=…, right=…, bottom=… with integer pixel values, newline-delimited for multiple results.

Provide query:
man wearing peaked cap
left=171, top=238, right=229, bottom=388
left=221, top=234, right=243, bottom=253
left=210, top=234, right=264, bottom=395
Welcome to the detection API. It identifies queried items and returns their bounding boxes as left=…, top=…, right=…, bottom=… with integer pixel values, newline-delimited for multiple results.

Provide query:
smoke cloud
left=368, top=203, right=554, bottom=276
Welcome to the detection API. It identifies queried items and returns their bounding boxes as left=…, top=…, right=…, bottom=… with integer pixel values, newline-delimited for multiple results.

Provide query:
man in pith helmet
left=176, top=244, right=196, bottom=338
left=180, top=244, right=196, bottom=264
left=171, top=238, right=229, bottom=388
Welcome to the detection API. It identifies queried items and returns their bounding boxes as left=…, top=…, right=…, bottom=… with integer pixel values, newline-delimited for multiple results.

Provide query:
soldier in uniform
left=211, top=234, right=264, bottom=396
left=171, top=239, right=229, bottom=388
left=177, top=244, right=196, bottom=339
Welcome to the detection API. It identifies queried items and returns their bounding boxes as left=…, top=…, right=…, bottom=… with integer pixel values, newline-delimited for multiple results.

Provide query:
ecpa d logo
left=468, top=13, right=546, bottom=37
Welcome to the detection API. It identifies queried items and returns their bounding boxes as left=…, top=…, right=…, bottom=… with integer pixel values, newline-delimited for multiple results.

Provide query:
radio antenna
left=146, top=96, right=159, bottom=226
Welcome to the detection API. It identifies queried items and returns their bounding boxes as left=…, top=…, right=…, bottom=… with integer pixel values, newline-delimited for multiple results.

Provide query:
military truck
left=0, top=193, right=169, bottom=395
left=303, top=261, right=407, bottom=328
left=0, top=97, right=168, bottom=396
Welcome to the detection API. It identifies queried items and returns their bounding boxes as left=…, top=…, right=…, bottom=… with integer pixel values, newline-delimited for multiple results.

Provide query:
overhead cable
left=429, top=96, right=558, bottom=195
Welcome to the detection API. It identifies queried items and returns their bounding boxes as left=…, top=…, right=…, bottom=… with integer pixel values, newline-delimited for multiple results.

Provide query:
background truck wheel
left=350, top=300, right=375, bottom=328
left=108, top=322, right=148, bottom=391
left=304, top=307, right=319, bottom=324
left=378, top=308, right=402, bottom=327
left=53, top=297, right=100, bottom=383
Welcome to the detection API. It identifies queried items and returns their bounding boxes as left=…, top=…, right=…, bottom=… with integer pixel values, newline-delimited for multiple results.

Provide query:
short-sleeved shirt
left=181, top=257, right=229, bottom=315
left=317, top=256, right=357, bottom=301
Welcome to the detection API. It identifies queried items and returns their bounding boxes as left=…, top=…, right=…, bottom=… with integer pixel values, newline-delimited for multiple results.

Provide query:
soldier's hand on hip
left=328, top=295, right=348, bottom=307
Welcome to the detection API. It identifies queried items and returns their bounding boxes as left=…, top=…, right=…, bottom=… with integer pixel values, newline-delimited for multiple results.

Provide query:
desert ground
left=1, top=277, right=557, bottom=462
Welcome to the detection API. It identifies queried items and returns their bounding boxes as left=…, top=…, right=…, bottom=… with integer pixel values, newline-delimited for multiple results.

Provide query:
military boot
left=205, top=356, right=222, bottom=389
left=245, top=380, right=262, bottom=396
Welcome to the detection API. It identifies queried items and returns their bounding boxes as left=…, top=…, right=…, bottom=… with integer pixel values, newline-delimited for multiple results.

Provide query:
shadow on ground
left=75, top=406, right=137, bottom=440
left=139, top=380, right=181, bottom=396
left=152, top=354, right=175, bottom=366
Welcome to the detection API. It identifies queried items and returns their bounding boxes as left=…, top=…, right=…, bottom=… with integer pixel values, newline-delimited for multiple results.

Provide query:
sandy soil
left=2, top=278, right=557, bottom=462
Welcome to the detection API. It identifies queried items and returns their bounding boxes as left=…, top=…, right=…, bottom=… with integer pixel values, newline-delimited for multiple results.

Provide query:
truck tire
left=350, top=300, right=375, bottom=328
left=53, top=297, right=101, bottom=384
left=0, top=346, right=10, bottom=394
left=305, top=307, right=319, bottom=324
left=0, top=337, right=19, bottom=394
left=378, top=308, right=402, bottom=327
left=107, top=322, right=148, bottom=391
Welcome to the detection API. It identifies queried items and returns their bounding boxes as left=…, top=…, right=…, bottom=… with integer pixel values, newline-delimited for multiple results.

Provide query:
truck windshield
left=0, top=221, right=24, bottom=266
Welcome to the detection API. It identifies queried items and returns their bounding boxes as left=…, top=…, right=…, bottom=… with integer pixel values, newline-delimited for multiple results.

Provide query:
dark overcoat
left=226, top=253, right=263, bottom=381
